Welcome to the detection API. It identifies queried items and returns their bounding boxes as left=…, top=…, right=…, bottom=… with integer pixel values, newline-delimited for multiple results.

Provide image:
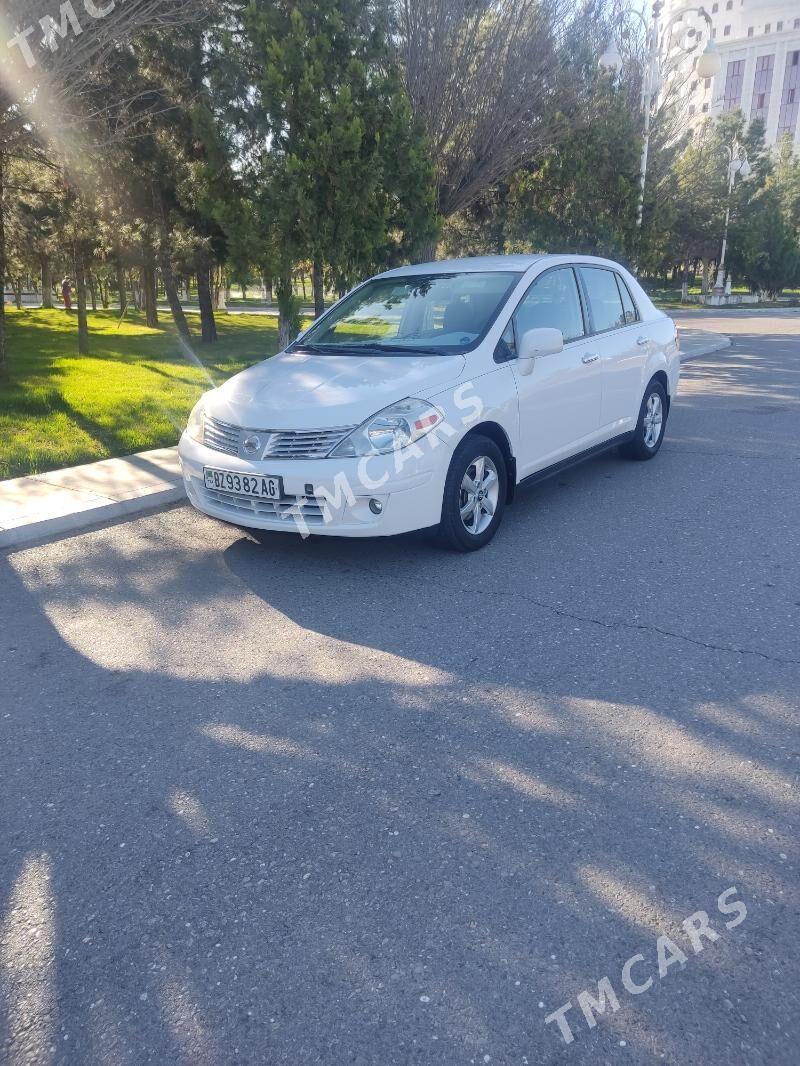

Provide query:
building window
left=748, top=27, right=754, bottom=36
left=777, top=21, right=783, bottom=31
left=726, top=1, right=732, bottom=9
left=795, top=19, right=800, bottom=30
left=712, top=2, right=718, bottom=11
left=723, top=59, right=745, bottom=111
left=705, top=77, right=711, bottom=90
left=765, top=24, right=770, bottom=33
left=689, top=103, right=696, bottom=115
left=702, top=103, right=709, bottom=112
left=750, top=54, right=775, bottom=122
left=712, top=27, right=717, bottom=37
left=777, top=52, right=800, bottom=137
left=724, top=25, right=731, bottom=36
left=691, top=80, right=698, bottom=92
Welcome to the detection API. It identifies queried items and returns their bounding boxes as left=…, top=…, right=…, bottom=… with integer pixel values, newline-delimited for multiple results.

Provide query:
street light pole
left=714, top=141, right=751, bottom=293
left=601, top=4, right=722, bottom=233
left=636, top=2, right=662, bottom=230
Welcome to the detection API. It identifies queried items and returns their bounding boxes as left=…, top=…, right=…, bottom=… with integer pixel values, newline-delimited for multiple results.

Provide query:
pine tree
left=221, top=0, right=436, bottom=346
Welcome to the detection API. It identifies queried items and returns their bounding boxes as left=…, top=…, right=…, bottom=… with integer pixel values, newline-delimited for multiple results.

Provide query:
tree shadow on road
left=1, top=485, right=797, bottom=1066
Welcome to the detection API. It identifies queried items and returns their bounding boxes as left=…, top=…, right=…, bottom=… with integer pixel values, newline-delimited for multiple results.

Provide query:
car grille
left=203, top=416, right=239, bottom=456
left=200, top=483, right=327, bottom=526
left=203, top=416, right=355, bottom=460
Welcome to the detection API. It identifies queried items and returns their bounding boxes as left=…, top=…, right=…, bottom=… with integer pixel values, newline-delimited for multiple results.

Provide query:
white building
left=666, top=0, right=800, bottom=150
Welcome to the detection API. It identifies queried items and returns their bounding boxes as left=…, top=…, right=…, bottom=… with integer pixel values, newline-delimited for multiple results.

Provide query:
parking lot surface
left=1, top=311, right=798, bottom=1064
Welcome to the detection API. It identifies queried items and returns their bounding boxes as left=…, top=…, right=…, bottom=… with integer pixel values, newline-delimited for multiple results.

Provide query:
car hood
left=208, top=350, right=467, bottom=430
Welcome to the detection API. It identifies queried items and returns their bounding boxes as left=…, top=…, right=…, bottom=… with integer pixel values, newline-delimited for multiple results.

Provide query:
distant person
left=61, top=277, right=72, bottom=310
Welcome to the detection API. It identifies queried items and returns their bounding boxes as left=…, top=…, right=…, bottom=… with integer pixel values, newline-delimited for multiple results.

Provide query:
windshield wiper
left=291, top=341, right=451, bottom=357
left=371, top=343, right=450, bottom=356
left=291, top=342, right=376, bottom=355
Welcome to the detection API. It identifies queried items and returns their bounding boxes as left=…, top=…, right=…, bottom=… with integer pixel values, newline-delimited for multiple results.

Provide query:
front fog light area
left=369, top=498, right=383, bottom=515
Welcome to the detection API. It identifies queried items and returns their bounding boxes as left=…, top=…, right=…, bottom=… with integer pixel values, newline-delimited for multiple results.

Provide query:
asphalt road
left=1, top=311, right=798, bottom=1066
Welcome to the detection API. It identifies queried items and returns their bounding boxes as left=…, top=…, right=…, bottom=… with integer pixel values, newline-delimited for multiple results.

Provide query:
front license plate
left=204, top=468, right=283, bottom=500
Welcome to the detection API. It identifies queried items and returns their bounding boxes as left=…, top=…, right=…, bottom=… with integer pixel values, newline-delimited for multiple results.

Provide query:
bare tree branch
left=397, top=0, right=606, bottom=217
left=0, top=1, right=214, bottom=152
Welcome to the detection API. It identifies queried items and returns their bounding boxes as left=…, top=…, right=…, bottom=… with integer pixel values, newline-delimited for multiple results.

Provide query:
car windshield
left=290, top=271, right=522, bottom=355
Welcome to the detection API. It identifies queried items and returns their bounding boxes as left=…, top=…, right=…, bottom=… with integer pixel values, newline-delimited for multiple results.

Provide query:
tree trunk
left=74, top=244, right=90, bottom=355
left=0, top=152, right=6, bottom=378
left=41, top=256, right=53, bottom=308
left=13, top=279, right=22, bottom=309
left=197, top=260, right=218, bottom=343
left=99, top=278, right=109, bottom=309
left=312, top=259, right=325, bottom=318
left=116, top=259, right=127, bottom=313
left=88, top=274, right=97, bottom=312
left=702, top=260, right=713, bottom=294
left=415, top=236, right=438, bottom=263
left=213, top=266, right=227, bottom=311
left=142, top=260, right=159, bottom=329
left=157, top=193, right=191, bottom=339
left=277, top=270, right=298, bottom=350
left=162, top=254, right=191, bottom=339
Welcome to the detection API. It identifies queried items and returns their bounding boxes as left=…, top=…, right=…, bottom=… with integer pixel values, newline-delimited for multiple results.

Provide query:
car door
left=502, top=266, right=603, bottom=478
left=577, top=267, right=647, bottom=435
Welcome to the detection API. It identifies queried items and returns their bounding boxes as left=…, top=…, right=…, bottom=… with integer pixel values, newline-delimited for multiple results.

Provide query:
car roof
left=377, top=255, right=544, bottom=277
left=376, top=253, right=628, bottom=278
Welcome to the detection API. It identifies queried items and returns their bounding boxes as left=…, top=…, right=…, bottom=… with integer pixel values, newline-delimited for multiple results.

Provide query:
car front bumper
left=178, top=432, right=451, bottom=538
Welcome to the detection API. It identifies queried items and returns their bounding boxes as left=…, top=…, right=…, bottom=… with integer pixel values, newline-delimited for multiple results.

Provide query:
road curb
left=678, top=333, right=732, bottom=362
left=0, top=485, right=186, bottom=551
left=0, top=447, right=185, bottom=552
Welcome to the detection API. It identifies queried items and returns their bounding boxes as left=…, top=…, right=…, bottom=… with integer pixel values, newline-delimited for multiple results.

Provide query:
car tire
left=620, top=379, right=668, bottom=461
left=437, top=435, right=507, bottom=552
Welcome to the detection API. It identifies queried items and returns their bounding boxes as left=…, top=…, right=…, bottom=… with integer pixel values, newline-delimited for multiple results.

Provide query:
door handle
left=637, top=336, right=649, bottom=346
left=582, top=353, right=599, bottom=364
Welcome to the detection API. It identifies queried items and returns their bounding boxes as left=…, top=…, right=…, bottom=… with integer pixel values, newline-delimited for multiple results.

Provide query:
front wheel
left=620, top=380, right=668, bottom=461
left=437, top=435, right=507, bottom=552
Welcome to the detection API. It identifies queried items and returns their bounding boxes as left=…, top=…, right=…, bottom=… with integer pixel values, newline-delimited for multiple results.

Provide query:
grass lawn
left=0, top=307, right=303, bottom=480
left=646, top=285, right=800, bottom=310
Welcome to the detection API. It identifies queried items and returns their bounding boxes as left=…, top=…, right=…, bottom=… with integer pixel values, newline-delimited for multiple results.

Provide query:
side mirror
left=517, top=327, right=564, bottom=374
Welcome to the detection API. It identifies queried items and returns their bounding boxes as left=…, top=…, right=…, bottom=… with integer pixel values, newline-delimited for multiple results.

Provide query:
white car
left=179, top=254, right=679, bottom=551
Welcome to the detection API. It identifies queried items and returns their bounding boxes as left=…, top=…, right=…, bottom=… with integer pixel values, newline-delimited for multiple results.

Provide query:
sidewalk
left=675, top=327, right=731, bottom=360
left=0, top=447, right=183, bottom=550
left=1, top=326, right=731, bottom=551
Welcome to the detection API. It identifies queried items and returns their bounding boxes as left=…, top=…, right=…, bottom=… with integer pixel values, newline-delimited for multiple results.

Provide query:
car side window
left=512, top=268, right=585, bottom=344
left=615, top=274, right=639, bottom=324
left=579, top=267, right=626, bottom=333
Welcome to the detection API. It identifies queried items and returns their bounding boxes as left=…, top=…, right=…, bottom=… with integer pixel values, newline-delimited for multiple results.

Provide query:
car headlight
left=185, top=393, right=211, bottom=444
left=329, top=397, right=445, bottom=457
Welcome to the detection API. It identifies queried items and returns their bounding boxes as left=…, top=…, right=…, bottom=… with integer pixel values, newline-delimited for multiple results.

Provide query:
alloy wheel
left=459, top=456, right=500, bottom=535
left=643, top=393, right=663, bottom=448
